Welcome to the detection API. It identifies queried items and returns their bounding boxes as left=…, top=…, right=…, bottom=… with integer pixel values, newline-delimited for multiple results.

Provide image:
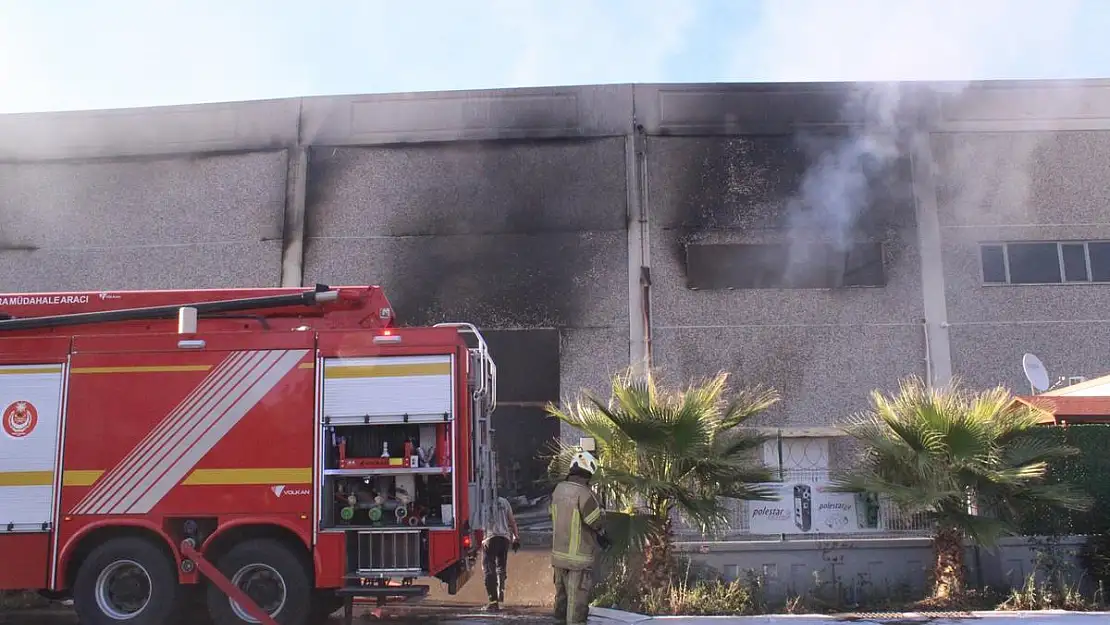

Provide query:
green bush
left=1018, top=424, right=1110, bottom=536
left=1079, top=534, right=1110, bottom=587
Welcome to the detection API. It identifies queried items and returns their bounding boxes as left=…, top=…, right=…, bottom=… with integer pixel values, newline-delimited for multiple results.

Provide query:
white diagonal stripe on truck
left=70, top=351, right=255, bottom=515
left=71, top=352, right=251, bottom=515
left=104, top=350, right=282, bottom=514
left=71, top=352, right=252, bottom=515
left=120, top=349, right=308, bottom=514
left=89, top=351, right=272, bottom=515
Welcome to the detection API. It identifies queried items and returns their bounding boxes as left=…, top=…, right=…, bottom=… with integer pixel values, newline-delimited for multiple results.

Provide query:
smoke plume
left=734, top=0, right=1088, bottom=283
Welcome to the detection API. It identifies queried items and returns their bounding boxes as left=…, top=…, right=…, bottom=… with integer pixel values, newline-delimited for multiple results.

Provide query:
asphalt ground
left=0, top=546, right=560, bottom=625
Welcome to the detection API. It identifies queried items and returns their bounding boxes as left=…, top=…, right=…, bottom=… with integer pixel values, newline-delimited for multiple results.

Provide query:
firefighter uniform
left=549, top=451, right=606, bottom=625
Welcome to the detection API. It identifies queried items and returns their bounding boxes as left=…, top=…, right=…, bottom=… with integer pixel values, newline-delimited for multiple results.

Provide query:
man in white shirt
left=482, top=495, right=520, bottom=611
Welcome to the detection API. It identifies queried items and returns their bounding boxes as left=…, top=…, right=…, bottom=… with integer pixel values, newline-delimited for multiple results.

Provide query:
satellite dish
left=1022, top=353, right=1050, bottom=393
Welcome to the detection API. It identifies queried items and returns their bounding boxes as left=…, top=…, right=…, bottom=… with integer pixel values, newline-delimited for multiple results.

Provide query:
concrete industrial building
left=2, top=79, right=1107, bottom=594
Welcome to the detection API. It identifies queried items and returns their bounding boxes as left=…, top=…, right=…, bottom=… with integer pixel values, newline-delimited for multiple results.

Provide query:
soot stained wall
left=646, top=135, right=923, bottom=430
left=301, top=138, right=630, bottom=495
left=932, top=130, right=1110, bottom=392
left=302, top=140, right=627, bottom=329
left=0, top=151, right=287, bottom=291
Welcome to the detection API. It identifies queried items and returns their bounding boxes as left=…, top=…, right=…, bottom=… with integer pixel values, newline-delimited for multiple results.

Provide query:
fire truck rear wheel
left=206, top=538, right=311, bottom=625
left=72, top=536, right=182, bottom=625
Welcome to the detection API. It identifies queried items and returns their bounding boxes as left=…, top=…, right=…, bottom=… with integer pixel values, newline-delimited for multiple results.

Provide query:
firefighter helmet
left=570, top=449, right=598, bottom=475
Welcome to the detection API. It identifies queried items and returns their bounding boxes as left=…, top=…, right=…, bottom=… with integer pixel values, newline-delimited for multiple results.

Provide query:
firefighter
left=550, top=449, right=611, bottom=625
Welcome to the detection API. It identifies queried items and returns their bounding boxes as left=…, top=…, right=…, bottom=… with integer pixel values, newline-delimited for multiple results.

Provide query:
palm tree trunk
left=641, top=516, right=674, bottom=592
left=932, top=526, right=966, bottom=599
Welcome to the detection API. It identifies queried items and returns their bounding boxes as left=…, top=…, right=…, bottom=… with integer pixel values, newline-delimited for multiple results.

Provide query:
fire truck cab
left=0, top=285, right=499, bottom=625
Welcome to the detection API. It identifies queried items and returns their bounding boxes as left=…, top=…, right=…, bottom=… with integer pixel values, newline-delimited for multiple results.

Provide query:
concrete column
left=280, top=146, right=308, bottom=288
left=627, top=126, right=651, bottom=374
left=911, top=131, right=953, bottom=386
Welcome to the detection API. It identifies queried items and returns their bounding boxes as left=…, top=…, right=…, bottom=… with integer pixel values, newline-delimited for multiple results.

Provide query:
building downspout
left=627, top=91, right=651, bottom=375
left=638, top=125, right=652, bottom=369
left=910, top=128, right=953, bottom=387
left=922, top=318, right=932, bottom=387
left=280, top=99, right=308, bottom=288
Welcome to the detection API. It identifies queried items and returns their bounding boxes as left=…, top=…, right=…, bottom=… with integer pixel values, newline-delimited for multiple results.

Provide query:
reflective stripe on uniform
left=584, top=507, right=601, bottom=525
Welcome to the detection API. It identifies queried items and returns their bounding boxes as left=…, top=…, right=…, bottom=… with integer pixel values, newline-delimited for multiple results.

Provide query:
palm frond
left=836, top=375, right=1092, bottom=546
left=542, top=365, right=781, bottom=544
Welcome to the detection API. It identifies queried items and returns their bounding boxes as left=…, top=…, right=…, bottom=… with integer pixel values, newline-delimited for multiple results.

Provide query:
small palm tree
left=545, top=367, right=780, bottom=592
left=829, top=376, right=1092, bottom=599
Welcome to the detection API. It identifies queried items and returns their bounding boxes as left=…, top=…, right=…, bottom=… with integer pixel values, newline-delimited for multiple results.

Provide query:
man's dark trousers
left=483, top=536, right=510, bottom=602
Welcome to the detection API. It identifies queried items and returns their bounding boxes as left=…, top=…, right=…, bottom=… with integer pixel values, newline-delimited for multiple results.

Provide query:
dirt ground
left=0, top=547, right=559, bottom=625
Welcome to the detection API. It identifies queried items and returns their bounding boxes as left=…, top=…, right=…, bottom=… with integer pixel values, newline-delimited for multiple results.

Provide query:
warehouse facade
left=2, top=80, right=1109, bottom=559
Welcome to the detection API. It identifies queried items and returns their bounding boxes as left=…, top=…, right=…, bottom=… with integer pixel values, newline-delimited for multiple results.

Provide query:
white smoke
left=731, top=0, right=1089, bottom=282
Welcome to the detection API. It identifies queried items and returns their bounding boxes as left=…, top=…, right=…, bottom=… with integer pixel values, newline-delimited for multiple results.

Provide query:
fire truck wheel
left=72, top=536, right=181, bottom=625
left=206, top=538, right=311, bottom=625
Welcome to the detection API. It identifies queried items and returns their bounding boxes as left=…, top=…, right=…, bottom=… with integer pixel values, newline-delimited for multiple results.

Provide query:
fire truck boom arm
left=0, top=284, right=394, bottom=333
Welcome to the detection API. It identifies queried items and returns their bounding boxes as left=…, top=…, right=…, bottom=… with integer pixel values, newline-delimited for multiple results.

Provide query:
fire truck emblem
left=2, top=401, right=38, bottom=438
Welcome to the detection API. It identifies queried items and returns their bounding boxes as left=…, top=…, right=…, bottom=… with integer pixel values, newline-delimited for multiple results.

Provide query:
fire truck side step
left=335, top=584, right=429, bottom=598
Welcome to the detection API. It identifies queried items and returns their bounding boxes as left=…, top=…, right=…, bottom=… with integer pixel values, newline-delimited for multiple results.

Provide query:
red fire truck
left=0, top=284, right=499, bottom=625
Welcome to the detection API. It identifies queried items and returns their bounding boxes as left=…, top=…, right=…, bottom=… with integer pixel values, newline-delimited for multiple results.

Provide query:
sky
left=1, top=0, right=1110, bottom=114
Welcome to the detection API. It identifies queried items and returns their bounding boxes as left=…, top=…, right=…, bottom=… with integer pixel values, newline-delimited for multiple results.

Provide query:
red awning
left=1014, top=395, right=1110, bottom=424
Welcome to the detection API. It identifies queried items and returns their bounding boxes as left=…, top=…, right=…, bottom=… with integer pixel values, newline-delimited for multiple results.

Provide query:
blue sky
left=2, top=0, right=1109, bottom=114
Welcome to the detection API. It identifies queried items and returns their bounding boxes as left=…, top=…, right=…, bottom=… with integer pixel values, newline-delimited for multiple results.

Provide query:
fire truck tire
left=72, top=536, right=182, bottom=625
left=205, top=538, right=311, bottom=625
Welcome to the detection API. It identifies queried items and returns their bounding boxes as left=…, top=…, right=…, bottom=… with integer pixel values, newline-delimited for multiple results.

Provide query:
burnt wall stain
left=376, top=233, right=616, bottom=328
left=654, top=134, right=915, bottom=276
left=303, top=130, right=628, bottom=499
left=305, top=137, right=626, bottom=330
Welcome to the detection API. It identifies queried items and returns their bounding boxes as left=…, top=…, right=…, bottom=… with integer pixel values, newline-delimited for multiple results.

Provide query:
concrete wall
left=4, top=79, right=1110, bottom=516
left=680, top=535, right=1091, bottom=600
left=0, top=151, right=287, bottom=290
left=933, top=129, right=1110, bottom=394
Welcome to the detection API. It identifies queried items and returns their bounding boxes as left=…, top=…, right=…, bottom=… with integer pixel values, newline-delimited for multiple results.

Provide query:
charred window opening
left=482, top=329, right=559, bottom=499
left=685, top=242, right=886, bottom=290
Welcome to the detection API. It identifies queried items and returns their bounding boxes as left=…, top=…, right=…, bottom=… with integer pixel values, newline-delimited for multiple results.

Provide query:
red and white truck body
left=0, top=285, right=498, bottom=625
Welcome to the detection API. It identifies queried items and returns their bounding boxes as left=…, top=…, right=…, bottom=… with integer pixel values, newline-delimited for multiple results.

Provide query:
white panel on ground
left=0, top=364, right=64, bottom=531
left=323, top=355, right=453, bottom=423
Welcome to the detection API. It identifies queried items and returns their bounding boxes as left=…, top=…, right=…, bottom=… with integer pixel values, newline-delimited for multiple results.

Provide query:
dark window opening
left=1089, top=243, right=1110, bottom=282
left=1006, top=243, right=1062, bottom=284
left=685, top=241, right=886, bottom=290
left=979, top=240, right=1110, bottom=285
left=1062, top=244, right=1088, bottom=282
left=980, top=245, right=1006, bottom=283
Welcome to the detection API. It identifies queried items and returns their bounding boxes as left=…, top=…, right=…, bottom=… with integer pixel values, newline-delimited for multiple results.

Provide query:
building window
left=685, top=242, right=885, bottom=290
left=980, top=241, right=1110, bottom=285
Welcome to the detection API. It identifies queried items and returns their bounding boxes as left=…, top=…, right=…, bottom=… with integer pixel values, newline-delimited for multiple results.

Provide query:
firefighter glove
left=597, top=531, right=613, bottom=551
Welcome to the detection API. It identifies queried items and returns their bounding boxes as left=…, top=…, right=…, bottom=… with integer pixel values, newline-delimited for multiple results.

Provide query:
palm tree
left=829, top=376, right=1092, bottom=599
left=544, top=367, right=780, bottom=592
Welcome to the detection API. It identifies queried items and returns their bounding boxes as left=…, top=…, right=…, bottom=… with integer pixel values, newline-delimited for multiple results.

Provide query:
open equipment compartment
left=317, top=352, right=460, bottom=579
left=321, top=422, right=455, bottom=529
